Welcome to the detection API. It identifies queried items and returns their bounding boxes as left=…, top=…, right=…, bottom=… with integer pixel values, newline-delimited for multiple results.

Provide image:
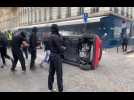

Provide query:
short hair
left=32, top=27, right=38, bottom=33
left=20, top=31, right=26, bottom=38
left=51, top=24, right=59, bottom=33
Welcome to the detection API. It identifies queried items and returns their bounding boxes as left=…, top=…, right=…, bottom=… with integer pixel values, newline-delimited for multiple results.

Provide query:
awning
left=38, top=16, right=106, bottom=27
left=14, top=16, right=106, bottom=30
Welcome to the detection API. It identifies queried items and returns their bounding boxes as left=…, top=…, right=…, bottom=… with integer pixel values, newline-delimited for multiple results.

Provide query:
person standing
left=48, top=24, right=66, bottom=92
left=121, top=20, right=128, bottom=52
left=29, top=27, right=39, bottom=70
left=11, top=31, right=29, bottom=72
left=0, top=31, right=13, bottom=68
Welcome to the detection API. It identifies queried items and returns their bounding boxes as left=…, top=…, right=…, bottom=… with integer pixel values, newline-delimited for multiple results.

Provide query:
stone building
left=0, top=7, right=134, bottom=31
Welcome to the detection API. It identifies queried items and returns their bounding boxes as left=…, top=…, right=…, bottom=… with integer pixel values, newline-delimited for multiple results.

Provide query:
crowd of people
left=0, top=24, right=66, bottom=92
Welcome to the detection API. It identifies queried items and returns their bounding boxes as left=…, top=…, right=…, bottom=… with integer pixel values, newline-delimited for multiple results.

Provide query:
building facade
left=0, top=7, right=134, bottom=48
left=0, top=7, right=134, bottom=31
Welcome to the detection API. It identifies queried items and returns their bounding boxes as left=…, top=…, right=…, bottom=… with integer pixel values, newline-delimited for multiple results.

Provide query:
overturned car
left=61, top=31, right=102, bottom=70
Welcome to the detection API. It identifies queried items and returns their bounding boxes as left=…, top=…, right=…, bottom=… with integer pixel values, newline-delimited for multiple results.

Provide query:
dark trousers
left=8, top=40, right=12, bottom=47
left=11, top=48, right=26, bottom=71
left=30, top=49, right=37, bottom=69
left=0, top=47, right=11, bottom=65
left=48, top=53, right=63, bottom=92
left=23, top=47, right=28, bottom=59
left=122, top=43, right=128, bottom=52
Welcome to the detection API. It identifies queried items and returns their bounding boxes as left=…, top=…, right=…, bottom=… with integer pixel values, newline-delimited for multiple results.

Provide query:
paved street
left=0, top=47, right=134, bottom=92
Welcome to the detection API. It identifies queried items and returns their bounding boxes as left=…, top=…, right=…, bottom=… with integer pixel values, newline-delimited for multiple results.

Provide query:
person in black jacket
left=11, top=31, right=28, bottom=72
left=48, top=24, right=66, bottom=92
left=29, top=27, right=39, bottom=70
left=121, top=20, right=128, bottom=52
left=0, top=32, right=13, bottom=68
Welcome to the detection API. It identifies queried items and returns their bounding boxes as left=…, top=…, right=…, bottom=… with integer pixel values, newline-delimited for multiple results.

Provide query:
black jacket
left=49, top=24, right=66, bottom=57
left=29, top=32, right=38, bottom=50
left=49, top=33, right=64, bottom=54
left=12, top=34, right=25, bottom=49
left=0, top=33, right=8, bottom=48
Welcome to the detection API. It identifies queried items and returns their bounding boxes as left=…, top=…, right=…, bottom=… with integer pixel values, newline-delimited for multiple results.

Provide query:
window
left=49, top=7, right=52, bottom=20
left=31, top=7, right=34, bottom=24
left=38, top=8, right=41, bottom=22
left=121, top=7, right=125, bottom=16
left=96, top=7, right=99, bottom=12
left=114, top=7, right=118, bottom=13
left=66, top=7, right=71, bottom=18
left=130, top=7, right=133, bottom=19
left=91, top=7, right=99, bottom=13
left=78, top=7, right=84, bottom=16
left=57, top=7, right=61, bottom=19
left=110, top=7, right=113, bottom=11
left=126, top=7, right=129, bottom=17
left=77, top=7, right=81, bottom=16
left=30, top=8, right=32, bottom=24
left=44, top=7, right=46, bottom=21
left=34, top=8, right=37, bottom=23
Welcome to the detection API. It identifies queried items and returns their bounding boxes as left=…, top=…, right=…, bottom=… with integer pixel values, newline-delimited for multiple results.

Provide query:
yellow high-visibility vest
left=7, top=32, right=13, bottom=40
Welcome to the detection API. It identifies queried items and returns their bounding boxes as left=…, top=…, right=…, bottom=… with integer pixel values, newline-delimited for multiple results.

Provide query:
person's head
left=32, top=27, right=37, bottom=33
left=20, top=31, right=26, bottom=38
left=122, top=20, right=126, bottom=23
left=51, top=24, right=59, bottom=35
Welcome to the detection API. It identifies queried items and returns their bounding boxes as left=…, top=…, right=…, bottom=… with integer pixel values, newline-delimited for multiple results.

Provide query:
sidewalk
left=103, top=45, right=134, bottom=54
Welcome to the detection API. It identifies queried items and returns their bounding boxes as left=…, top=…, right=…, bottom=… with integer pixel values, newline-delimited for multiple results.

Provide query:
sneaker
left=48, top=89, right=52, bottom=92
left=11, top=68, right=16, bottom=72
left=48, top=89, right=57, bottom=92
left=22, top=69, right=26, bottom=72
left=30, top=67, right=36, bottom=71
left=52, top=89, right=57, bottom=92
left=59, top=90, right=63, bottom=92
left=1, top=65, right=4, bottom=68
left=22, top=70, right=26, bottom=74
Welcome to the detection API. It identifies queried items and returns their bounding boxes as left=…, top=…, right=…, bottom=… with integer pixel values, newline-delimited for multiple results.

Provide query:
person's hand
left=22, top=41, right=29, bottom=47
left=21, top=44, right=23, bottom=48
left=61, top=46, right=66, bottom=50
